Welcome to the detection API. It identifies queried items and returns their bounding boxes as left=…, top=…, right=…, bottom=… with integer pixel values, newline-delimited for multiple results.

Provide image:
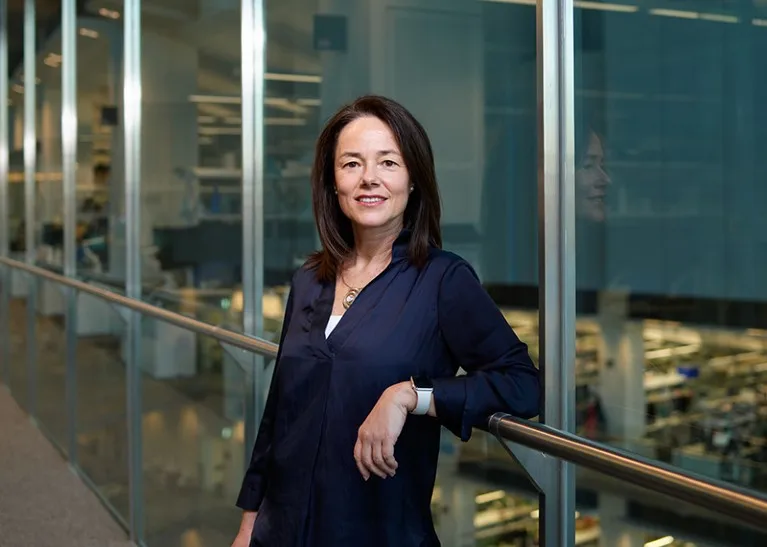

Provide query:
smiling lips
left=356, top=195, right=387, bottom=207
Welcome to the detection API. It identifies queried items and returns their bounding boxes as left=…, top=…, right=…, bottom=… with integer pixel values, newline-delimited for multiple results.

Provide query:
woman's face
left=576, top=132, right=611, bottom=222
left=334, top=116, right=411, bottom=236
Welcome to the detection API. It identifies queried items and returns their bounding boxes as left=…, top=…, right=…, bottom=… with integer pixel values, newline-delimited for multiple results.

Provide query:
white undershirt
left=325, top=315, right=342, bottom=339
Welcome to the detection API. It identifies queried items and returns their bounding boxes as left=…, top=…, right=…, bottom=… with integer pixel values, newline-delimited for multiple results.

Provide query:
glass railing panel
left=75, top=288, right=131, bottom=524
left=141, top=321, right=249, bottom=546
left=35, top=280, right=69, bottom=453
left=575, top=462, right=767, bottom=547
left=8, top=283, right=28, bottom=409
left=460, top=430, right=767, bottom=546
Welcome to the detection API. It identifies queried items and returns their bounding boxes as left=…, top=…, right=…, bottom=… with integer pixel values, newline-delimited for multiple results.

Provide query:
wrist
left=389, top=381, right=418, bottom=413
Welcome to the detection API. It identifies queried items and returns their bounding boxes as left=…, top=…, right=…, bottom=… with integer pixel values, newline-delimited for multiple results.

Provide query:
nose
left=362, top=163, right=379, bottom=185
left=597, top=166, right=611, bottom=187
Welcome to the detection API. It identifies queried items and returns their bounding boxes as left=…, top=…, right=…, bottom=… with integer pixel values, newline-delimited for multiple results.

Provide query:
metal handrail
left=490, top=413, right=767, bottom=531
left=0, top=257, right=279, bottom=358
left=5, top=255, right=767, bottom=533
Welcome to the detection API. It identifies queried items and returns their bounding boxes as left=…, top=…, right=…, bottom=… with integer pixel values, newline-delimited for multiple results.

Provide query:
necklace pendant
left=343, top=287, right=361, bottom=309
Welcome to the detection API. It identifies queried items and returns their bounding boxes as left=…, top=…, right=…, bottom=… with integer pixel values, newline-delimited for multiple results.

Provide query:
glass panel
left=36, top=5, right=63, bottom=270
left=74, top=11, right=116, bottom=278
left=578, top=464, right=767, bottom=546
left=35, top=281, right=68, bottom=452
left=8, top=287, right=28, bottom=408
left=141, top=321, right=247, bottom=545
left=573, top=0, right=767, bottom=495
left=136, top=1, right=244, bottom=327
left=76, top=287, right=130, bottom=523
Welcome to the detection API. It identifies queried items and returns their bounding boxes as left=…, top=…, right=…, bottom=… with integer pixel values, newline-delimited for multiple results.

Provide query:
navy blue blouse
left=237, top=232, right=540, bottom=547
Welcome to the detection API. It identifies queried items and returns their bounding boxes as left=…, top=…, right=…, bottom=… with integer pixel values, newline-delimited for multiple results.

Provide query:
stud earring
left=410, top=186, right=414, bottom=192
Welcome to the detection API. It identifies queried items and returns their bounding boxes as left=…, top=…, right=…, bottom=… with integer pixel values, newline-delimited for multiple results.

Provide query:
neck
left=350, top=223, right=401, bottom=267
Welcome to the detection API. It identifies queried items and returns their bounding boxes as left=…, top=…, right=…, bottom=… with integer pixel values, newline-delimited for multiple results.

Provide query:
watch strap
left=411, top=377, right=432, bottom=415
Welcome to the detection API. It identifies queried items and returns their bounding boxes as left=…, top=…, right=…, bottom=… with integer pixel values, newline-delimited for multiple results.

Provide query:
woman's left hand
left=354, top=382, right=416, bottom=481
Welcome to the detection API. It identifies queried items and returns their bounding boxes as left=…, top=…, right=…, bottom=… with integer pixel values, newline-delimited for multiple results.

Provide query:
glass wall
left=573, top=0, right=767, bottom=539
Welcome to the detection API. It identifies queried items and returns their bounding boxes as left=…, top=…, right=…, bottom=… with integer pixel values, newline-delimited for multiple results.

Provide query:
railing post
left=537, top=0, right=576, bottom=540
left=123, top=0, right=144, bottom=542
left=61, top=0, right=78, bottom=464
left=0, top=0, right=8, bottom=388
left=23, top=0, right=37, bottom=420
left=241, top=0, right=267, bottom=462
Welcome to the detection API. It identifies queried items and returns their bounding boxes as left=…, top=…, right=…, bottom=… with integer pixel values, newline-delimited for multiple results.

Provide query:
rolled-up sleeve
left=235, top=280, right=296, bottom=511
left=432, top=261, right=541, bottom=441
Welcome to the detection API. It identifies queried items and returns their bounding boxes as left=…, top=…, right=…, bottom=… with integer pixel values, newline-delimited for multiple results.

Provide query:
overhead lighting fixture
left=575, top=1, right=638, bottom=12
left=98, top=8, right=120, bottom=20
left=753, top=18, right=767, bottom=26
left=645, top=537, right=675, bottom=547
left=44, top=53, right=62, bottom=68
left=265, top=72, right=322, bottom=84
left=649, top=8, right=698, bottom=19
left=297, top=98, right=321, bottom=107
left=79, top=28, right=99, bottom=38
left=700, top=13, right=738, bottom=23
left=649, top=8, right=738, bottom=22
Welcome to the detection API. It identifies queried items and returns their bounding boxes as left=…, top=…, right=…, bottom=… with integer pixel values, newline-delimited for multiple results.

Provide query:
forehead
left=336, top=116, right=400, bottom=153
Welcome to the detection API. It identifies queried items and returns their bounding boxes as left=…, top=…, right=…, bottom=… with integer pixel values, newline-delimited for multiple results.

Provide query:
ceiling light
left=265, top=72, right=322, bottom=84
left=79, top=28, right=99, bottom=38
left=98, top=8, right=120, bottom=20
left=44, top=53, right=62, bottom=68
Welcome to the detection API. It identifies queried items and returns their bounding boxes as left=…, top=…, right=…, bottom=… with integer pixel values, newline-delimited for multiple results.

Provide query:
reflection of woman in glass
left=575, top=123, right=610, bottom=292
left=576, top=129, right=610, bottom=223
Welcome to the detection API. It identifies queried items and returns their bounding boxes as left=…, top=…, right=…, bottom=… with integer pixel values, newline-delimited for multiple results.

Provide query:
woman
left=231, top=95, right=540, bottom=547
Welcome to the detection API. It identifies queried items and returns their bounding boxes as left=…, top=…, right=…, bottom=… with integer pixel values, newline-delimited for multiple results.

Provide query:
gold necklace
left=340, top=273, right=362, bottom=310
left=339, top=262, right=388, bottom=309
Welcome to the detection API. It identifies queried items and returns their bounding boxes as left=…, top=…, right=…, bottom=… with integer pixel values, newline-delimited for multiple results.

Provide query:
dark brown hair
left=306, top=95, right=442, bottom=282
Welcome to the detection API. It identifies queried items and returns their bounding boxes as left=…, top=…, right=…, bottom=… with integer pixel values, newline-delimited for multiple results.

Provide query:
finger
left=354, top=438, right=369, bottom=480
left=381, top=439, right=398, bottom=474
left=362, top=439, right=386, bottom=479
left=372, top=441, right=395, bottom=477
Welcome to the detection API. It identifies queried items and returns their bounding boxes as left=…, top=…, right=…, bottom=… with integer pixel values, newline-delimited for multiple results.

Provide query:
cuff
left=432, top=376, right=472, bottom=442
left=236, top=478, right=266, bottom=512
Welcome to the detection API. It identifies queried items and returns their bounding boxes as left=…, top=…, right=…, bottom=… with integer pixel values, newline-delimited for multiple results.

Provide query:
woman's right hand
left=231, top=510, right=257, bottom=547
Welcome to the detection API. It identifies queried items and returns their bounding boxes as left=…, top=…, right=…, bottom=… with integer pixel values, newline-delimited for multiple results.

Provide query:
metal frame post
left=23, top=0, right=37, bottom=419
left=61, top=0, right=78, bottom=463
left=0, top=0, right=9, bottom=387
left=123, top=0, right=144, bottom=541
left=241, top=0, right=267, bottom=460
left=536, top=0, right=577, bottom=541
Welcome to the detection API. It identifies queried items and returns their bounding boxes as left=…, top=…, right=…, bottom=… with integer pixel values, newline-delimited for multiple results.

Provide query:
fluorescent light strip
left=575, top=1, right=638, bottom=12
left=649, top=8, right=698, bottom=19
left=645, top=537, right=675, bottom=547
left=79, top=28, right=100, bottom=39
left=650, top=9, right=738, bottom=22
left=487, top=0, right=639, bottom=10
left=700, top=13, right=738, bottom=23
left=754, top=18, right=767, bottom=27
left=265, top=72, right=322, bottom=84
left=475, top=490, right=506, bottom=504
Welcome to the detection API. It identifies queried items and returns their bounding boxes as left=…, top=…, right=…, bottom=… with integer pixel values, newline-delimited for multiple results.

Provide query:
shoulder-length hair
left=306, top=95, right=442, bottom=282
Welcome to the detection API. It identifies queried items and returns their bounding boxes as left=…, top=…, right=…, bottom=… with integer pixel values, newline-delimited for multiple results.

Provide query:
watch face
left=412, top=376, right=433, bottom=390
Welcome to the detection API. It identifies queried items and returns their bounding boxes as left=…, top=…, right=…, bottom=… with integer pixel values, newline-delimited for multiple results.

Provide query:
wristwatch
left=410, top=376, right=433, bottom=415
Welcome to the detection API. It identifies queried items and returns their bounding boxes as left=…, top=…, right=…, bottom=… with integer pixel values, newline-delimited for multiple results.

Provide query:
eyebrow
left=338, top=150, right=401, bottom=160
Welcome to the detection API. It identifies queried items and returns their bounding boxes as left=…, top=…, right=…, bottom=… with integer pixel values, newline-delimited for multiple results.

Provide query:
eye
left=344, top=161, right=360, bottom=169
left=382, top=159, right=397, bottom=168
